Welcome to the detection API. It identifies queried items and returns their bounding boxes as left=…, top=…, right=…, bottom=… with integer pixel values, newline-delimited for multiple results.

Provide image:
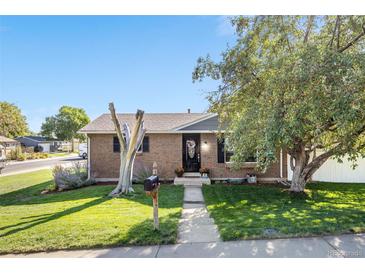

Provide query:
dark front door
left=182, top=133, right=201, bottom=172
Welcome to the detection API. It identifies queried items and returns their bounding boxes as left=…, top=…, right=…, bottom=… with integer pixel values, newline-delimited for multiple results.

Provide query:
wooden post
left=152, top=190, right=159, bottom=230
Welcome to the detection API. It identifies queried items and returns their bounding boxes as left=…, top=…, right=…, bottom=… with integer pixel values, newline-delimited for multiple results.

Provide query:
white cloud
left=216, top=16, right=235, bottom=37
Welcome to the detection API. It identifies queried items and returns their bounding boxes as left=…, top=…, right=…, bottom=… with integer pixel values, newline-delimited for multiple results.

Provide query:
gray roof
left=80, top=113, right=216, bottom=133
left=0, top=136, right=19, bottom=144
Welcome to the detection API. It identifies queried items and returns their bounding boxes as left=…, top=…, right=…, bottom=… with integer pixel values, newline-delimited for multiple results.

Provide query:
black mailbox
left=144, top=175, right=159, bottom=191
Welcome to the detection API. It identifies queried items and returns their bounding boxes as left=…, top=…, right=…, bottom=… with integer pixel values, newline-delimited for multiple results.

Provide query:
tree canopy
left=41, top=106, right=90, bottom=142
left=0, top=101, right=29, bottom=138
left=193, top=16, right=365, bottom=192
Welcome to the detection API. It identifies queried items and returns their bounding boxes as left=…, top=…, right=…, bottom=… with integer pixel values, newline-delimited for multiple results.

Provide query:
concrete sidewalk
left=2, top=233, right=364, bottom=258
left=177, top=186, right=221, bottom=243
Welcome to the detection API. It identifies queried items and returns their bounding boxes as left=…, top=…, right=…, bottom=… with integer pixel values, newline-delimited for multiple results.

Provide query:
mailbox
left=144, top=175, right=160, bottom=191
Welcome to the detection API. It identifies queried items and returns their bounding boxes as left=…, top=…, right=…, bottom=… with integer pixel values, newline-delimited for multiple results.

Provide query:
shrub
left=52, top=161, right=95, bottom=191
left=17, top=154, right=27, bottom=161
left=8, top=146, right=22, bottom=160
left=174, top=167, right=184, bottom=177
left=133, top=164, right=153, bottom=184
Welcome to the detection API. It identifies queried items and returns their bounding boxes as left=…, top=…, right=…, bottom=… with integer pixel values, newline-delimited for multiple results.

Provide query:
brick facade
left=201, top=133, right=287, bottom=180
left=88, top=133, right=287, bottom=181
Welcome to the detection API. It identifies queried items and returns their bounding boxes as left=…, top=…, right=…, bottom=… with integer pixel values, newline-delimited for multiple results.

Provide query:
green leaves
left=40, top=106, right=90, bottom=141
left=0, top=102, right=29, bottom=138
left=194, top=16, right=365, bottom=172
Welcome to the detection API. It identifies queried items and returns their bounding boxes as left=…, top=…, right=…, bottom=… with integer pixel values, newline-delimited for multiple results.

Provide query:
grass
left=203, top=183, right=365, bottom=241
left=0, top=170, right=184, bottom=254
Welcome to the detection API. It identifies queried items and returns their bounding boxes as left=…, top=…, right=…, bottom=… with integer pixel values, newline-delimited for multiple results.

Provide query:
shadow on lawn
left=0, top=182, right=183, bottom=209
left=0, top=197, right=107, bottom=238
left=103, top=212, right=182, bottom=248
left=203, top=184, right=365, bottom=240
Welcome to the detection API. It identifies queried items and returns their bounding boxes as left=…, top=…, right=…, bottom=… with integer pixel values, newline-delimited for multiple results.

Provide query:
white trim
left=95, top=178, right=119, bottom=182
left=173, top=113, right=218, bottom=131
left=95, top=177, right=176, bottom=182
left=87, top=136, right=91, bottom=180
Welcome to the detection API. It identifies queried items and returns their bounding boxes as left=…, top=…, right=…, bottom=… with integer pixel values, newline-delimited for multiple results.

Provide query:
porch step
left=183, top=172, right=201, bottom=178
left=174, top=177, right=211, bottom=186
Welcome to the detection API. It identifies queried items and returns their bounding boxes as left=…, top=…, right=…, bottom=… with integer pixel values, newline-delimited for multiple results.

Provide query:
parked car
left=79, top=143, right=88, bottom=159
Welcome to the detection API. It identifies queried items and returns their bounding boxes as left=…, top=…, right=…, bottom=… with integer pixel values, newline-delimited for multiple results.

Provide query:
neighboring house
left=0, top=136, right=20, bottom=158
left=15, top=136, right=65, bottom=153
left=79, top=112, right=288, bottom=183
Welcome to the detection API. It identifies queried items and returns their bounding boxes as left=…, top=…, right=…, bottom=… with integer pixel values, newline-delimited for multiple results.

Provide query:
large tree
left=41, top=106, right=90, bottom=146
left=108, top=103, right=146, bottom=196
left=193, top=16, right=365, bottom=192
left=0, top=102, right=29, bottom=138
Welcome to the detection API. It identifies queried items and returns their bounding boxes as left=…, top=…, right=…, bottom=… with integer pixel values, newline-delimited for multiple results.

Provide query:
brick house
left=79, top=112, right=287, bottom=183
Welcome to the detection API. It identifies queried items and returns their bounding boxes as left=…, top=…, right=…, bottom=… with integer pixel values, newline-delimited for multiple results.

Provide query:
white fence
left=287, top=154, right=365, bottom=183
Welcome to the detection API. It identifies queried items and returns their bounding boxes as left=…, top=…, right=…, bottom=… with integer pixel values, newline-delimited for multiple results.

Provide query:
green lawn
left=203, top=183, right=365, bottom=241
left=0, top=170, right=183, bottom=254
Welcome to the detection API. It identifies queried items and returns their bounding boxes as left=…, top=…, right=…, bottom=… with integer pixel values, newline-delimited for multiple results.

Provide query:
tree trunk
left=108, top=103, right=146, bottom=197
left=290, top=161, right=307, bottom=192
left=289, top=146, right=336, bottom=192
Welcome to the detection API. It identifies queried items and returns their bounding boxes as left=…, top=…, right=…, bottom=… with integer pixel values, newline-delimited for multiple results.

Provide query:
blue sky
left=0, top=16, right=236, bottom=132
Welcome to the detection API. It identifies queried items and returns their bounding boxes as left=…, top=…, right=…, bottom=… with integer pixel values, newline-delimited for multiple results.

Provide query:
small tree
left=41, top=106, right=90, bottom=151
left=108, top=103, right=146, bottom=196
left=0, top=102, right=29, bottom=138
left=194, top=16, right=365, bottom=192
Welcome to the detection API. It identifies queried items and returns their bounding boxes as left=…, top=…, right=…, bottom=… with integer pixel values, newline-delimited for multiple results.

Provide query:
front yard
left=0, top=170, right=184, bottom=254
left=203, top=183, right=365, bottom=241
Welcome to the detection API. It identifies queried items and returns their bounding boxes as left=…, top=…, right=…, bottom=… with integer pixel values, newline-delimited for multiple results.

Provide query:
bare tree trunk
left=289, top=146, right=336, bottom=192
left=108, top=103, right=146, bottom=197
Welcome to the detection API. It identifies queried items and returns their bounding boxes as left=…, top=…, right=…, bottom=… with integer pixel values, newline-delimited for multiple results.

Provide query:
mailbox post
left=144, top=175, right=160, bottom=230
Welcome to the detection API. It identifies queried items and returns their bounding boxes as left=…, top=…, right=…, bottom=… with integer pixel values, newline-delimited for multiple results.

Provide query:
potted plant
left=199, top=167, right=210, bottom=178
left=174, top=167, right=184, bottom=177
left=246, top=173, right=257, bottom=183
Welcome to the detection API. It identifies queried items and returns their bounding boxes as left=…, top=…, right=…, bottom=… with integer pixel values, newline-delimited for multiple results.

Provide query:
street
left=0, top=156, right=86, bottom=176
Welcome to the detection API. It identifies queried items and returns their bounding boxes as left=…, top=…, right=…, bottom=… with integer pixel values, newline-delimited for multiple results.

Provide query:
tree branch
left=329, top=16, right=340, bottom=48
left=338, top=23, right=365, bottom=53
left=109, top=102, right=127, bottom=151
left=303, top=16, right=315, bottom=43
left=336, top=16, right=341, bottom=50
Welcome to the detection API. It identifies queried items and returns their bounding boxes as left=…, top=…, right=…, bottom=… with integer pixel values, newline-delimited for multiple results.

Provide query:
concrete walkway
left=2, top=233, right=364, bottom=258
left=177, top=185, right=221, bottom=243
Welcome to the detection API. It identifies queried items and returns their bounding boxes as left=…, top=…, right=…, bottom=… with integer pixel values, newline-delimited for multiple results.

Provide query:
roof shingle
left=80, top=113, right=213, bottom=133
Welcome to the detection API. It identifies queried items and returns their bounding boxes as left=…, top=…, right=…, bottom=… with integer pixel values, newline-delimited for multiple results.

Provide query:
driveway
left=0, top=156, right=86, bottom=176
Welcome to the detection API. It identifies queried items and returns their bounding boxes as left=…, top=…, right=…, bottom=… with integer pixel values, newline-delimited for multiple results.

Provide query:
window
left=217, top=137, right=256, bottom=163
left=113, top=136, right=149, bottom=153
left=113, top=136, right=120, bottom=152
left=142, top=136, right=149, bottom=152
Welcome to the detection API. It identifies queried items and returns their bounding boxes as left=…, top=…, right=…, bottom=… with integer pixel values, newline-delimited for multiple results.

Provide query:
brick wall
left=89, top=133, right=182, bottom=179
left=89, top=133, right=286, bottom=181
left=200, top=133, right=287, bottom=181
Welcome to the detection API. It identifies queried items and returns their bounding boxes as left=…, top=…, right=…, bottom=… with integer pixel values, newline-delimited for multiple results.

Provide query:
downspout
left=87, top=135, right=91, bottom=180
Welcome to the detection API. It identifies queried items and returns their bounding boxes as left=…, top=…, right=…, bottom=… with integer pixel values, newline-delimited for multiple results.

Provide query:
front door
left=182, top=133, right=201, bottom=172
